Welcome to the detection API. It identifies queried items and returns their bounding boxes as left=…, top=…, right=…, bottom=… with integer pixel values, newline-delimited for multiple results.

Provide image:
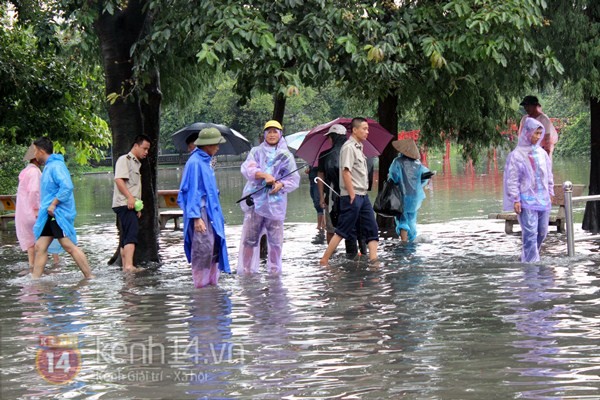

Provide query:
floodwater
left=0, top=156, right=599, bottom=399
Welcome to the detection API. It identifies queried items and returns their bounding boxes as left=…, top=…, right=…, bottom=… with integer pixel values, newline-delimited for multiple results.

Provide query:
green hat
left=194, top=128, right=226, bottom=146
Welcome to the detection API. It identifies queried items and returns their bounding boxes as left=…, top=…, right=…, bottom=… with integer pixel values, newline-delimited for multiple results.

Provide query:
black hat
left=520, top=95, right=540, bottom=106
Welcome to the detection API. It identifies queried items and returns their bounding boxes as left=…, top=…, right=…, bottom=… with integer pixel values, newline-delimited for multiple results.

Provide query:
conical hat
left=23, top=144, right=36, bottom=162
left=392, top=139, right=420, bottom=160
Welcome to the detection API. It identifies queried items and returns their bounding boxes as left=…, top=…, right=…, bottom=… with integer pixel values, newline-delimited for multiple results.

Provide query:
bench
left=0, top=195, right=16, bottom=230
left=157, top=189, right=183, bottom=230
left=488, top=183, right=586, bottom=234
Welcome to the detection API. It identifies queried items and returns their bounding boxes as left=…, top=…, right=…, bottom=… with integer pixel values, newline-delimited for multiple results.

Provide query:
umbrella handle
left=314, top=177, right=340, bottom=198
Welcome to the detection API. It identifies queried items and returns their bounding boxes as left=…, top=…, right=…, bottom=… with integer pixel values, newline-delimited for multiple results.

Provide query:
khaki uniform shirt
left=339, top=136, right=368, bottom=196
left=112, top=152, right=142, bottom=207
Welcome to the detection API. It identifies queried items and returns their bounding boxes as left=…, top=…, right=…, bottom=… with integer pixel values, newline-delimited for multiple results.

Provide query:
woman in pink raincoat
left=15, top=145, right=61, bottom=272
left=237, top=120, right=300, bottom=275
left=503, top=117, right=554, bottom=263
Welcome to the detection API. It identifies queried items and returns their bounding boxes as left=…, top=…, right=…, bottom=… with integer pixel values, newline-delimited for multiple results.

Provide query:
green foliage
left=4, top=0, right=587, bottom=169
left=0, top=144, right=27, bottom=194
left=538, top=1, right=600, bottom=99
left=0, top=2, right=110, bottom=161
left=530, top=86, right=590, bottom=157
left=158, top=76, right=378, bottom=152
left=553, top=112, right=590, bottom=157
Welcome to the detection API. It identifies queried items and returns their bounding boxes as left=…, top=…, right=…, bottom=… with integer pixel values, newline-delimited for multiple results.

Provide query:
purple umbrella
left=295, top=118, right=394, bottom=166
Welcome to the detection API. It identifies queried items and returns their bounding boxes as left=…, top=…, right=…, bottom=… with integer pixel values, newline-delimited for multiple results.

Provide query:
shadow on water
left=0, top=157, right=599, bottom=399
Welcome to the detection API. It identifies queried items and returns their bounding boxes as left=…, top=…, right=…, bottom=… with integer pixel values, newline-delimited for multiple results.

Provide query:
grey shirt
left=112, top=152, right=141, bottom=207
left=339, top=136, right=369, bottom=196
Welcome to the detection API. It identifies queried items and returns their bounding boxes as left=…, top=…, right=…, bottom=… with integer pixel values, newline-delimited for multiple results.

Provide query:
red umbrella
left=295, top=118, right=394, bottom=166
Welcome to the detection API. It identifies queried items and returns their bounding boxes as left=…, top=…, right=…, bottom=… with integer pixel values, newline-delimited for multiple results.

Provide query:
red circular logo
left=36, top=348, right=81, bottom=384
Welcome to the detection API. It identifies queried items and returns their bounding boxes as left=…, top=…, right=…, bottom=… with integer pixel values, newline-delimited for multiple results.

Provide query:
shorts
left=334, top=195, right=379, bottom=243
left=40, top=217, right=65, bottom=239
left=113, top=206, right=139, bottom=248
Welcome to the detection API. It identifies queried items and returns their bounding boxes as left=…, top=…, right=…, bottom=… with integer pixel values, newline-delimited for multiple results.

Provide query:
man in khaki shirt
left=320, top=118, right=379, bottom=265
left=112, top=135, right=151, bottom=273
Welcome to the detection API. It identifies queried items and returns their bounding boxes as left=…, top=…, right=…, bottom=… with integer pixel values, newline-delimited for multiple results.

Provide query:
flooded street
left=0, top=157, right=599, bottom=399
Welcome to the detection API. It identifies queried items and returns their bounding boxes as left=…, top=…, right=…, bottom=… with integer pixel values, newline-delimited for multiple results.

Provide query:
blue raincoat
left=33, top=154, right=78, bottom=244
left=388, top=155, right=430, bottom=242
left=178, top=148, right=230, bottom=273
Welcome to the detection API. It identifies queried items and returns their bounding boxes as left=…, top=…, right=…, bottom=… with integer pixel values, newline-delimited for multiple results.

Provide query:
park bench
left=157, top=189, right=183, bottom=230
left=488, top=183, right=586, bottom=234
left=0, top=194, right=17, bottom=230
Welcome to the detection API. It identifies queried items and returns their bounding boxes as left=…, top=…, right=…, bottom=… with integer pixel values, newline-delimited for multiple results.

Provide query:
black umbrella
left=171, top=122, right=252, bottom=155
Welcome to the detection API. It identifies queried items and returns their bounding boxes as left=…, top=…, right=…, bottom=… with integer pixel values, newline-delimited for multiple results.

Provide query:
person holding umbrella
left=237, top=120, right=300, bottom=275
left=388, top=139, right=432, bottom=242
left=178, top=128, right=231, bottom=287
left=320, top=118, right=379, bottom=265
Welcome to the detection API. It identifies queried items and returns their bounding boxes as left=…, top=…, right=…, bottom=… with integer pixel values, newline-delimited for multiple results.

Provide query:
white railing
left=563, top=181, right=600, bottom=256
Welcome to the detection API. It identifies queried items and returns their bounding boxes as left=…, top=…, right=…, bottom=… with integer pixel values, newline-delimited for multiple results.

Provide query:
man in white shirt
left=519, top=95, right=558, bottom=158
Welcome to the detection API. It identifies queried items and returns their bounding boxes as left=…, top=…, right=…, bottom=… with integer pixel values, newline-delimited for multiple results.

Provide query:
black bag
left=373, top=180, right=403, bottom=218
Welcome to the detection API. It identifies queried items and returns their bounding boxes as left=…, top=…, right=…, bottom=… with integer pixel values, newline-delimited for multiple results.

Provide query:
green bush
left=0, top=144, right=28, bottom=194
left=554, top=112, right=590, bottom=157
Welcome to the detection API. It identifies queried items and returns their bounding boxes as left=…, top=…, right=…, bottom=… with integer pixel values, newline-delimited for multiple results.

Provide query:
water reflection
left=502, top=264, right=600, bottom=399
left=0, top=157, right=598, bottom=399
left=183, top=289, right=237, bottom=399
left=235, top=276, right=298, bottom=397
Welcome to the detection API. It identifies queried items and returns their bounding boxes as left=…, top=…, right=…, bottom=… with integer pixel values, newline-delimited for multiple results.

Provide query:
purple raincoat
left=503, top=117, right=554, bottom=212
left=503, top=117, right=554, bottom=263
left=238, top=134, right=300, bottom=275
left=239, top=139, right=300, bottom=220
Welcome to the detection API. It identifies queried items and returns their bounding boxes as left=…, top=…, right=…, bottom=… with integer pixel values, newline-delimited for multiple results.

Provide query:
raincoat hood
left=262, top=129, right=286, bottom=149
left=517, top=117, right=545, bottom=149
left=503, top=117, right=554, bottom=212
left=240, top=142, right=300, bottom=221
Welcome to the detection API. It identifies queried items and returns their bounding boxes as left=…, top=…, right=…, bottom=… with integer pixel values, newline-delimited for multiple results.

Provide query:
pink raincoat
left=15, top=164, right=41, bottom=251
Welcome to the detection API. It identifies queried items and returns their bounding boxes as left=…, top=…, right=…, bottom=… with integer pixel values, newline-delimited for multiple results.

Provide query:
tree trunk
left=272, top=92, right=286, bottom=123
left=136, top=68, right=161, bottom=263
left=582, top=96, right=600, bottom=233
left=95, top=0, right=160, bottom=264
left=376, top=94, right=399, bottom=237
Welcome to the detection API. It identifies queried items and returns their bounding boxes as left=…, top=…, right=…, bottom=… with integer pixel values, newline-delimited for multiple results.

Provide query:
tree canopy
left=0, top=3, right=110, bottom=162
